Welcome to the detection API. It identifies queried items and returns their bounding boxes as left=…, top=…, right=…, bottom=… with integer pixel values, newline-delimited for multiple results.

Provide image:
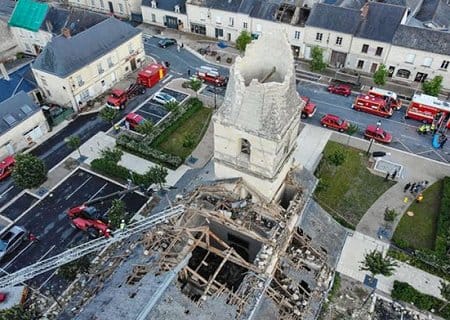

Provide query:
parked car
left=125, top=112, right=145, bottom=130
left=327, top=84, right=352, bottom=96
left=320, top=114, right=349, bottom=132
left=0, top=226, right=27, bottom=260
left=158, top=38, right=177, bottom=48
left=152, top=92, right=177, bottom=105
left=300, top=96, right=317, bottom=119
left=363, top=125, right=392, bottom=143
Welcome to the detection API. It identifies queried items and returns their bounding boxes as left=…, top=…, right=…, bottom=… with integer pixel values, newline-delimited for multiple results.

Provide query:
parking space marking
left=88, top=183, right=108, bottom=201
left=65, top=176, right=93, bottom=200
left=38, top=269, right=58, bottom=290
left=162, top=75, right=173, bottom=84
left=393, top=139, right=413, bottom=153
left=433, top=150, right=449, bottom=163
left=3, top=241, right=34, bottom=270
left=0, top=186, right=14, bottom=199
left=37, top=245, right=56, bottom=262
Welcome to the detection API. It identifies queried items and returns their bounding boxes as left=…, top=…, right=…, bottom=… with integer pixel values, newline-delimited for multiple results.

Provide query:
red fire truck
left=352, top=94, right=393, bottom=118
left=368, top=87, right=402, bottom=110
left=405, top=94, right=450, bottom=127
left=137, top=63, right=167, bottom=88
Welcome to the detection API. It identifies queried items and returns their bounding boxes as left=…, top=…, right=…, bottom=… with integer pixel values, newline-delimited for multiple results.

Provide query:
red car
left=364, top=125, right=392, bottom=143
left=320, top=114, right=349, bottom=132
left=125, top=113, right=145, bottom=130
left=301, top=96, right=317, bottom=119
left=328, top=84, right=352, bottom=97
left=0, top=156, right=15, bottom=180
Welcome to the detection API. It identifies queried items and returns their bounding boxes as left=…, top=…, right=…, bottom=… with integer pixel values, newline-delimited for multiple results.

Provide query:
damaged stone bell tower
left=213, top=33, right=303, bottom=202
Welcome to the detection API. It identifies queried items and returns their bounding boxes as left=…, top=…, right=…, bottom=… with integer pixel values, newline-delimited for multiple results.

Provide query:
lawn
left=314, top=141, right=395, bottom=229
left=392, top=180, right=443, bottom=250
left=153, top=106, right=212, bottom=159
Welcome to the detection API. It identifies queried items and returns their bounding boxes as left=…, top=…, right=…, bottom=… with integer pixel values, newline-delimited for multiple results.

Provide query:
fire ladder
left=0, top=205, right=185, bottom=289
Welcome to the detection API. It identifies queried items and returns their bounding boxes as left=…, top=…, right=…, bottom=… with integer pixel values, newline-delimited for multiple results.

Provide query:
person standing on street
left=384, top=172, right=390, bottom=181
left=403, top=182, right=411, bottom=193
left=409, top=182, right=416, bottom=193
left=187, top=69, right=191, bottom=77
left=391, top=170, right=398, bottom=180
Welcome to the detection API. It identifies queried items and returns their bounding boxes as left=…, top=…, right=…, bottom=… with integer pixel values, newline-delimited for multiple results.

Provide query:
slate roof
left=8, top=0, right=49, bottom=31
left=32, top=17, right=141, bottom=78
left=392, top=24, right=450, bottom=55
left=249, top=0, right=282, bottom=20
left=141, top=0, right=187, bottom=14
left=0, top=63, right=37, bottom=103
left=355, top=2, right=406, bottom=42
left=0, top=91, right=40, bottom=135
left=41, top=7, right=108, bottom=36
left=306, top=4, right=361, bottom=34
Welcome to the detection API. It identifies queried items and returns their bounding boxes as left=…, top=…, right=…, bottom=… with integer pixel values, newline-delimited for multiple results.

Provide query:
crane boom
left=0, top=205, right=185, bottom=289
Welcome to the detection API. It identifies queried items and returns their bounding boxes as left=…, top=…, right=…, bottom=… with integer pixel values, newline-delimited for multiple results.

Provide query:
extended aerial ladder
left=0, top=204, right=185, bottom=288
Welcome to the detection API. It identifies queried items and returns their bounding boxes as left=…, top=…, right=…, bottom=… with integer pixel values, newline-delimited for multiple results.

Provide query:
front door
left=370, top=63, right=378, bottom=73
left=330, top=51, right=347, bottom=68
left=108, top=1, right=114, bottom=13
left=130, top=58, right=137, bottom=71
left=227, top=33, right=231, bottom=41
left=165, top=16, right=178, bottom=29
left=415, top=72, right=428, bottom=82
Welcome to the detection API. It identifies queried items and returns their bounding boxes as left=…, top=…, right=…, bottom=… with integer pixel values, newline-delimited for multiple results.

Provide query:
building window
left=294, top=31, right=301, bottom=40
left=423, top=57, right=433, bottom=67
left=441, top=60, right=449, bottom=70
left=396, top=69, right=410, bottom=79
left=229, top=17, right=234, bottom=26
left=405, top=53, right=415, bottom=64
left=361, top=44, right=369, bottom=53
left=107, top=57, right=113, bottom=68
left=97, top=63, right=104, bottom=74
left=357, top=60, right=364, bottom=69
left=336, top=36, right=342, bottom=45
left=151, top=13, right=156, bottom=22
left=216, top=16, right=221, bottom=24
left=76, top=75, right=84, bottom=86
left=80, top=89, right=90, bottom=101
left=128, top=43, right=134, bottom=54
left=375, top=47, right=383, bottom=56
left=118, top=3, right=123, bottom=12
left=191, top=23, right=206, bottom=35
left=240, top=138, right=251, bottom=156
left=315, top=33, right=323, bottom=41
left=215, top=28, right=223, bottom=38
left=99, top=0, right=104, bottom=8
left=243, top=22, right=248, bottom=29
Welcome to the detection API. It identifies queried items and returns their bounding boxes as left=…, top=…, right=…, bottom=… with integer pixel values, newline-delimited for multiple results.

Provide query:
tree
left=65, top=135, right=82, bottom=158
left=165, top=101, right=180, bottom=113
left=189, top=78, right=202, bottom=97
left=108, top=199, right=126, bottom=229
left=148, top=165, right=168, bottom=189
left=12, top=153, right=47, bottom=189
left=439, top=280, right=450, bottom=311
left=101, top=147, right=123, bottom=163
left=360, top=250, right=398, bottom=279
left=422, top=75, right=443, bottom=97
left=0, top=305, right=37, bottom=320
left=236, top=30, right=252, bottom=52
left=310, top=46, right=327, bottom=72
left=136, top=121, right=154, bottom=136
left=99, top=107, right=119, bottom=125
left=58, top=256, right=91, bottom=281
left=346, top=123, right=359, bottom=145
left=373, top=64, right=388, bottom=86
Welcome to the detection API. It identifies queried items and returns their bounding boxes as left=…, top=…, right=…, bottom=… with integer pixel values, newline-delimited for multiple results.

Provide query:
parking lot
left=201, top=84, right=227, bottom=98
left=125, top=87, right=189, bottom=126
left=0, top=168, right=148, bottom=295
left=2, top=193, right=38, bottom=221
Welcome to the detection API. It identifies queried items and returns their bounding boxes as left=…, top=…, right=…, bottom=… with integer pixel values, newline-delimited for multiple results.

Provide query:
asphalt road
left=0, top=169, right=148, bottom=295
left=297, top=81, right=450, bottom=163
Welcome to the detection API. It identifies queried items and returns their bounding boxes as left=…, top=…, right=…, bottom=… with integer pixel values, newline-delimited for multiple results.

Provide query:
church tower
left=213, top=32, right=303, bottom=202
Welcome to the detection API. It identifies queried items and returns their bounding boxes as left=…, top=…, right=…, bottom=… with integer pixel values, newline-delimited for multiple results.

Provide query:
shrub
left=384, top=207, right=398, bottom=222
left=327, top=150, right=346, bottom=166
left=101, top=147, right=123, bottom=164
left=12, top=153, right=47, bottom=189
left=436, top=177, right=450, bottom=256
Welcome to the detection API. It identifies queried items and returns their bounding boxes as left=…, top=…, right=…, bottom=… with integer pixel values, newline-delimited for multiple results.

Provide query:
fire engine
left=368, top=87, right=402, bottom=110
left=352, top=94, right=393, bottom=118
left=196, top=66, right=228, bottom=87
left=405, top=94, right=450, bottom=126
left=106, top=83, right=146, bottom=110
left=137, top=63, right=167, bottom=88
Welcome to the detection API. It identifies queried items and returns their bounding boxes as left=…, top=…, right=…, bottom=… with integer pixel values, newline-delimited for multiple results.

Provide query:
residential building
left=388, top=25, right=450, bottom=89
left=68, top=0, right=141, bottom=19
left=31, top=17, right=144, bottom=112
left=0, top=91, right=49, bottom=157
left=9, top=0, right=107, bottom=56
left=141, top=0, right=188, bottom=31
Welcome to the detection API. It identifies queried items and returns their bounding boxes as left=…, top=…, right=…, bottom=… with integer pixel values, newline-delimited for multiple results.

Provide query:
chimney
left=62, top=27, right=71, bottom=38
left=0, top=63, right=10, bottom=81
left=360, top=3, right=369, bottom=18
left=45, top=20, right=53, bottom=33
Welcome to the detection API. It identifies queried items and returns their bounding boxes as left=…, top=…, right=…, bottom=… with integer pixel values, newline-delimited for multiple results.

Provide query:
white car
left=0, top=226, right=27, bottom=260
left=152, top=92, right=176, bottom=105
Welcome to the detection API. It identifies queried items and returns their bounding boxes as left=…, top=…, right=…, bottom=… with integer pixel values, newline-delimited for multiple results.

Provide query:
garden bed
left=314, top=141, right=395, bottom=229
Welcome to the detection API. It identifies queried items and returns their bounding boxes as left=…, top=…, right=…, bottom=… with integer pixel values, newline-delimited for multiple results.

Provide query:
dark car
left=364, top=125, right=392, bottom=143
left=0, top=226, right=27, bottom=260
left=158, top=38, right=177, bottom=48
left=320, top=114, right=349, bottom=132
left=327, top=84, right=352, bottom=97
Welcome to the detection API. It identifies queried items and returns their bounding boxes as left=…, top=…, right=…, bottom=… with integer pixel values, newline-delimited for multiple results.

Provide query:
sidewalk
left=337, top=231, right=447, bottom=301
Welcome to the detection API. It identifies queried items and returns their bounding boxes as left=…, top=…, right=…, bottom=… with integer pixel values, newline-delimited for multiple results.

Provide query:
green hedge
left=436, top=177, right=450, bottom=256
left=90, top=158, right=148, bottom=186
left=391, top=281, right=450, bottom=319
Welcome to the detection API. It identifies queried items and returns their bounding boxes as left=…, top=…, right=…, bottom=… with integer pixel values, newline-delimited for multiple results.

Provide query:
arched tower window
left=240, top=138, right=251, bottom=156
